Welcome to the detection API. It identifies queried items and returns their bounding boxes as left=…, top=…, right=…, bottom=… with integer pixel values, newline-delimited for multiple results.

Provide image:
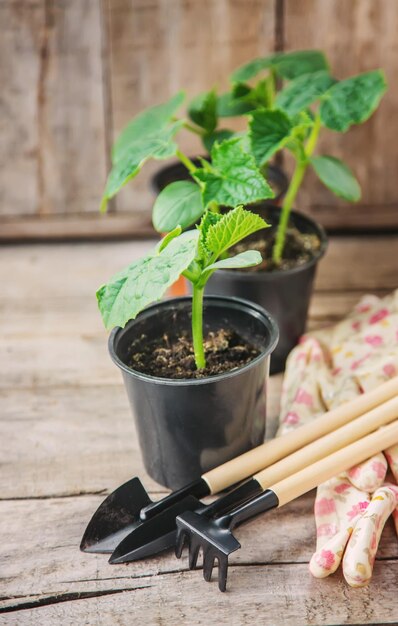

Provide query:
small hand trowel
left=81, top=379, right=397, bottom=556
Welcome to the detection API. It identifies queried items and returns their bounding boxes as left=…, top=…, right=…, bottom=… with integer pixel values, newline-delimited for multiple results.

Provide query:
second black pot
left=109, top=296, right=278, bottom=489
left=206, top=208, right=328, bottom=374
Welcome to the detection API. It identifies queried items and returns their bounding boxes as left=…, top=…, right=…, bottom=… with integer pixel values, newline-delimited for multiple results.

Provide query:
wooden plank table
left=1, top=235, right=398, bottom=625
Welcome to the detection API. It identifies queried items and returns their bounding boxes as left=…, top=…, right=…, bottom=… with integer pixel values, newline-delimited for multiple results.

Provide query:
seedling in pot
left=97, top=205, right=268, bottom=370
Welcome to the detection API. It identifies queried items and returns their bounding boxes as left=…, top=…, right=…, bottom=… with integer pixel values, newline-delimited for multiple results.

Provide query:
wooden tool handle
left=272, top=420, right=398, bottom=507
left=203, top=376, right=398, bottom=494
left=255, top=395, right=398, bottom=490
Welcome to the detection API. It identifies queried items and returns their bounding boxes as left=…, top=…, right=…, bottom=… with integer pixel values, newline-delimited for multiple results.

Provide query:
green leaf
left=97, top=230, right=199, bottom=330
left=197, top=210, right=223, bottom=262
left=230, top=50, right=328, bottom=83
left=310, top=155, right=361, bottom=201
left=230, top=55, right=279, bottom=82
left=156, top=226, right=182, bottom=252
left=205, top=205, right=269, bottom=258
left=113, top=91, right=185, bottom=162
left=272, top=50, right=329, bottom=79
left=205, top=250, right=263, bottom=272
left=216, top=92, right=255, bottom=117
left=276, top=71, right=336, bottom=116
left=188, top=90, right=218, bottom=133
left=101, top=121, right=183, bottom=212
left=232, top=79, right=272, bottom=108
left=320, top=70, right=387, bottom=132
left=202, top=129, right=235, bottom=152
left=152, top=181, right=204, bottom=233
left=193, top=138, right=274, bottom=208
left=249, top=109, right=294, bottom=166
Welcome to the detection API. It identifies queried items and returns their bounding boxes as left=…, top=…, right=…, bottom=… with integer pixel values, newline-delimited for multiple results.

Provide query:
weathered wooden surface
left=1, top=236, right=398, bottom=624
left=0, top=0, right=107, bottom=217
left=3, top=0, right=398, bottom=237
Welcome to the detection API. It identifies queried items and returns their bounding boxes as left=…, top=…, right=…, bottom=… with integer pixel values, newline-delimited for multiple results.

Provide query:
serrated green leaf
left=320, top=70, right=387, bottom=132
left=311, top=155, right=361, bottom=201
left=113, top=92, right=185, bottom=163
left=101, top=121, right=183, bottom=212
left=188, top=90, right=218, bottom=133
left=276, top=71, right=336, bottom=116
left=193, top=138, right=274, bottom=208
left=197, top=210, right=223, bottom=261
left=156, top=226, right=182, bottom=252
left=202, top=129, right=235, bottom=152
left=97, top=230, right=199, bottom=330
left=249, top=109, right=294, bottom=166
left=272, top=50, right=328, bottom=79
left=216, top=92, right=255, bottom=117
left=205, top=250, right=263, bottom=273
left=152, top=181, right=204, bottom=233
left=205, top=205, right=268, bottom=258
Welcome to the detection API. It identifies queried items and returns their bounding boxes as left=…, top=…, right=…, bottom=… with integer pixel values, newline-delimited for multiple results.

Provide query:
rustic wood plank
left=0, top=0, right=43, bottom=216
left=0, top=495, right=397, bottom=622
left=0, top=212, right=153, bottom=242
left=106, top=0, right=276, bottom=215
left=284, top=0, right=398, bottom=229
left=0, top=0, right=107, bottom=217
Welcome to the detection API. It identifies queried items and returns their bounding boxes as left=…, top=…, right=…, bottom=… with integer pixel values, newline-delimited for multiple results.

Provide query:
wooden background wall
left=1, top=0, right=397, bottom=241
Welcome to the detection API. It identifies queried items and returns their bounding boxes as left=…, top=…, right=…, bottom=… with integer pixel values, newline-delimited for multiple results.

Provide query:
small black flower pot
left=151, top=158, right=288, bottom=205
left=206, top=208, right=328, bottom=374
left=109, top=296, right=278, bottom=489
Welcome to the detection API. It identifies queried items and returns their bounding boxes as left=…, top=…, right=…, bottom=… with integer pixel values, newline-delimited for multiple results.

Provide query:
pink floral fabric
left=278, top=290, right=398, bottom=586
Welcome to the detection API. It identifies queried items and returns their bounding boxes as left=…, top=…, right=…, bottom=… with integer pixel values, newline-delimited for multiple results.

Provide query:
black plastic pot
left=206, top=208, right=328, bottom=374
left=109, top=296, right=278, bottom=490
left=151, top=158, right=288, bottom=205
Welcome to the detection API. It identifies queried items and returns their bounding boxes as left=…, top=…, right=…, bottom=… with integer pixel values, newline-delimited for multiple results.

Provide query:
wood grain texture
left=106, top=0, right=276, bottom=214
left=1, top=238, right=397, bottom=623
left=1, top=494, right=397, bottom=622
left=0, top=0, right=107, bottom=217
left=284, top=0, right=398, bottom=228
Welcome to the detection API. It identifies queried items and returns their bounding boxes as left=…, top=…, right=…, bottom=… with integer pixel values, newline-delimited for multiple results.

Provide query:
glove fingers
left=343, top=485, right=398, bottom=587
left=310, top=528, right=351, bottom=578
left=346, top=452, right=387, bottom=492
left=310, top=478, right=370, bottom=577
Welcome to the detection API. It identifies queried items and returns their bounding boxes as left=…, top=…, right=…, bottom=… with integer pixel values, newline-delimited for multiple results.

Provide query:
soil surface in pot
left=233, top=226, right=321, bottom=272
left=127, top=328, right=260, bottom=380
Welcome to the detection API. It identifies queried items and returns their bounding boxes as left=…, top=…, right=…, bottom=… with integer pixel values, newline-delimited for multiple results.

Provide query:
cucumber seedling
left=97, top=206, right=268, bottom=369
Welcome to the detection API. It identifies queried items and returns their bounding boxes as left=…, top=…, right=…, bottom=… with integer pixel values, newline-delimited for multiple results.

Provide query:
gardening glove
left=277, top=289, right=398, bottom=587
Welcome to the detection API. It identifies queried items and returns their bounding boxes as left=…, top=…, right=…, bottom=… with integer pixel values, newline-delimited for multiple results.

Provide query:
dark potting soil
left=127, top=328, right=260, bottom=380
left=233, top=227, right=321, bottom=272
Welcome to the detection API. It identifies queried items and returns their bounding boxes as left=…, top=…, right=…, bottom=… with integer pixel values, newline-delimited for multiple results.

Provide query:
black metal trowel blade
left=80, top=477, right=152, bottom=553
left=109, top=495, right=202, bottom=563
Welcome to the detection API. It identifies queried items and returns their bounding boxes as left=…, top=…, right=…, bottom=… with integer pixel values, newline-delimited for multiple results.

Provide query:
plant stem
left=272, top=113, right=322, bottom=265
left=272, top=159, right=307, bottom=264
left=192, top=285, right=206, bottom=369
left=175, top=149, right=197, bottom=174
left=182, top=120, right=204, bottom=136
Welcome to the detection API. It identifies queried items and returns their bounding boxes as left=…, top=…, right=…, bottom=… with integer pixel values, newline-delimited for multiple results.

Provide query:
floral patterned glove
left=277, top=290, right=398, bottom=586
